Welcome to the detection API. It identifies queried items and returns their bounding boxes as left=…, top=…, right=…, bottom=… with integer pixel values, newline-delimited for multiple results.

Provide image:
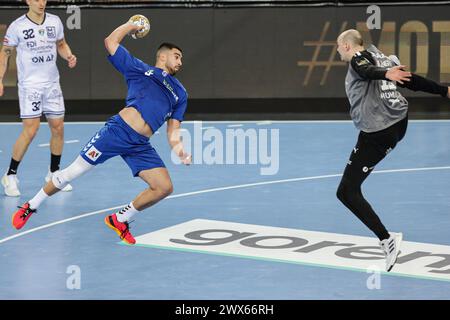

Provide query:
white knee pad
left=51, top=170, right=69, bottom=190
left=52, top=155, right=94, bottom=190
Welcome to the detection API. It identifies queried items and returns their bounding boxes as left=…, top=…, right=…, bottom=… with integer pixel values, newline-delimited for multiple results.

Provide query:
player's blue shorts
left=80, top=114, right=165, bottom=177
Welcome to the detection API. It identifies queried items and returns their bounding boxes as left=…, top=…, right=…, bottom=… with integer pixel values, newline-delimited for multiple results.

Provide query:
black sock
left=7, top=158, right=20, bottom=175
left=50, top=153, right=62, bottom=173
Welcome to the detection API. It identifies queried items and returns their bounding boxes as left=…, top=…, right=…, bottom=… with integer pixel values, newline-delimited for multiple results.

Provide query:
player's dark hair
left=158, top=43, right=182, bottom=53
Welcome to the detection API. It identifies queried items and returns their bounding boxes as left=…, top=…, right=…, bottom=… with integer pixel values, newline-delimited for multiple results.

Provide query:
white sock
left=28, top=188, right=49, bottom=210
left=116, top=202, right=139, bottom=222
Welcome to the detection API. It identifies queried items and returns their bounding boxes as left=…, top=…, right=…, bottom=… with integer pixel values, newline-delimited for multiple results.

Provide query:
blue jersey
left=108, top=45, right=188, bottom=133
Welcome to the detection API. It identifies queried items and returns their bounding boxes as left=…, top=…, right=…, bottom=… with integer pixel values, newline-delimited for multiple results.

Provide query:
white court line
left=256, top=121, right=273, bottom=125
left=227, top=124, right=243, bottom=128
left=1, top=165, right=450, bottom=245
left=38, top=139, right=80, bottom=147
left=2, top=120, right=450, bottom=125
left=65, top=140, right=79, bottom=144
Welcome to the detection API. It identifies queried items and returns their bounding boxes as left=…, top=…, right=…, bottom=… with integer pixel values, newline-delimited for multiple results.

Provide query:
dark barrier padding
left=1, top=97, right=448, bottom=121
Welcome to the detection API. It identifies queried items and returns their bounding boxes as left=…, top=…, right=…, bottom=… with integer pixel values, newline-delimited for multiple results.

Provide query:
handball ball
left=129, top=14, right=150, bottom=39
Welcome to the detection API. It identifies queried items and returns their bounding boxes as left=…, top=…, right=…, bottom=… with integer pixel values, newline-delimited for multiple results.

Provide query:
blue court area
left=0, top=120, right=450, bottom=300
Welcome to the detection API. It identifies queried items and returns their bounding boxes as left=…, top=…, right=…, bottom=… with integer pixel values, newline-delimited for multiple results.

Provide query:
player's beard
left=169, top=66, right=180, bottom=76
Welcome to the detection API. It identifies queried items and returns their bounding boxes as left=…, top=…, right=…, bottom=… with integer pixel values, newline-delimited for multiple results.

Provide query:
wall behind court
left=0, top=6, right=448, bottom=101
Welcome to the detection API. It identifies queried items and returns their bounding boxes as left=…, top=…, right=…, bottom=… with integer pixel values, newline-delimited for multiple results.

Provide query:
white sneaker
left=380, top=232, right=403, bottom=272
left=45, top=170, right=73, bottom=192
left=1, top=173, right=21, bottom=197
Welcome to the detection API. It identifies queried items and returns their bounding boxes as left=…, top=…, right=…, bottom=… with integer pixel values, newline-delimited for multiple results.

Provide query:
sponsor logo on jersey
left=27, top=91, right=41, bottom=102
left=48, top=89, right=62, bottom=99
left=46, top=26, right=56, bottom=39
left=84, top=145, right=102, bottom=162
left=145, top=69, right=154, bottom=76
left=164, top=112, right=173, bottom=121
left=371, top=52, right=387, bottom=59
left=163, top=79, right=179, bottom=102
left=26, top=41, right=37, bottom=48
left=38, top=29, right=45, bottom=36
left=356, top=58, right=370, bottom=66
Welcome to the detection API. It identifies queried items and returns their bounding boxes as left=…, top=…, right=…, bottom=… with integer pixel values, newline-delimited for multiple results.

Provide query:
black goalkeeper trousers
left=337, top=116, right=408, bottom=241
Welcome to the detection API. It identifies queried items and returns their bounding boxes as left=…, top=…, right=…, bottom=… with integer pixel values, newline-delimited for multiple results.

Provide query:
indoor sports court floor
left=0, top=119, right=450, bottom=299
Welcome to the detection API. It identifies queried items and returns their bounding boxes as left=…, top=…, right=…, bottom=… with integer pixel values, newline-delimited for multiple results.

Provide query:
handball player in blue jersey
left=11, top=20, right=192, bottom=244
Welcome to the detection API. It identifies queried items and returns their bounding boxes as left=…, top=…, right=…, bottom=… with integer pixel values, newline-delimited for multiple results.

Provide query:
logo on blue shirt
left=164, top=112, right=173, bottom=121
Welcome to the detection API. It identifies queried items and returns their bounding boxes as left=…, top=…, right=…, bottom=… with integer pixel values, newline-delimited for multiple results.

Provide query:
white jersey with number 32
left=3, top=13, right=64, bottom=87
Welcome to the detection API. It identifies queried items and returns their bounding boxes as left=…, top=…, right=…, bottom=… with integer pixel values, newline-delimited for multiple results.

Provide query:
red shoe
left=104, top=213, right=136, bottom=245
left=12, top=202, right=36, bottom=230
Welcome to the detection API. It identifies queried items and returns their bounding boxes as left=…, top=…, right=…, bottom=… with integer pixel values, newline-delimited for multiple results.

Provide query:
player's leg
left=133, top=168, right=174, bottom=210
left=11, top=118, right=41, bottom=163
left=337, top=117, right=408, bottom=239
left=2, top=86, right=43, bottom=196
left=336, top=117, right=407, bottom=271
left=11, top=118, right=118, bottom=230
left=104, top=167, right=172, bottom=245
left=43, top=82, right=72, bottom=191
left=336, top=132, right=391, bottom=240
left=46, top=116, right=73, bottom=192
left=12, top=155, right=94, bottom=230
left=2, top=118, right=41, bottom=197
left=105, top=140, right=170, bottom=245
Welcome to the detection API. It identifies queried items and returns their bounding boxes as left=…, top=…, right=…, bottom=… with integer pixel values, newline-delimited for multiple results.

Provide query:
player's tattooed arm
left=0, top=45, right=14, bottom=74
left=0, top=45, right=15, bottom=96
left=2, top=46, right=13, bottom=57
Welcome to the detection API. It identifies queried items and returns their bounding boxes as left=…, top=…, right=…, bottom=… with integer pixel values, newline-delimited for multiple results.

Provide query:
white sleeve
left=3, top=22, right=19, bottom=47
left=56, top=16, right=65, bottom=41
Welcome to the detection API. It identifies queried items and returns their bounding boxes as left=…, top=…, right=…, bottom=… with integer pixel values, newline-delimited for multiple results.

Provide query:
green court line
left=118, top=242, right=450, bottom=284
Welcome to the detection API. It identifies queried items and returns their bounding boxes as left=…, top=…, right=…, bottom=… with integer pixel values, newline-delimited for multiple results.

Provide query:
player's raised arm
left=104, top=22, right=144, bottom=56
left=0, top=45, right=15, bottom=97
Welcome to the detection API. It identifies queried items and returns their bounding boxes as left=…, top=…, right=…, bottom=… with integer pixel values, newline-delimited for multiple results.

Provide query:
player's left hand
left=386, top=65, right=411, bottom=84
left=67, top=54, right=77, bottom=68
left=180, top=152, right=192, bottom=166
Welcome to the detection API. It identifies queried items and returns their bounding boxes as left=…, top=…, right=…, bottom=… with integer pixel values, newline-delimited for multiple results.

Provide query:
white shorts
left=18, top=82, right=65, bottom=119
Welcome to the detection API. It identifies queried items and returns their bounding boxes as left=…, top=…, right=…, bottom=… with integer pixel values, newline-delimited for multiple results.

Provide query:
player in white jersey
left=0, top=0, right=77, bottom=197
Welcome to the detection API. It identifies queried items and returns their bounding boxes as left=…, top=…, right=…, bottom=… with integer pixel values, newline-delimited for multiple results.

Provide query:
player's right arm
left=0, top=45, right=15, bottom=97
left=104, top=22, right=144, bottom=56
